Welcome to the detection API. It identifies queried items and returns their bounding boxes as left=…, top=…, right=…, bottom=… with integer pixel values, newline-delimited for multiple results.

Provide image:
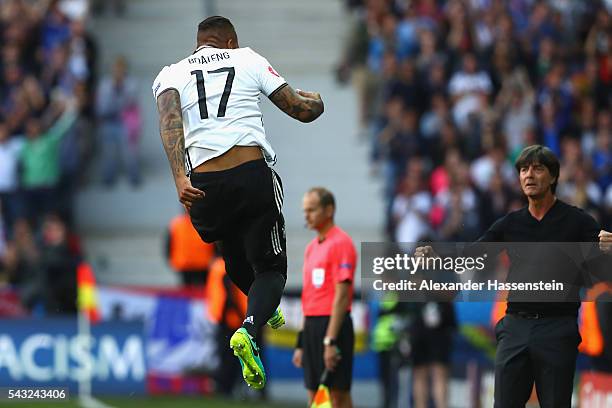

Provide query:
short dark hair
left=308, top=187, right=336, bottom=212
left=514, top=144, right=560, bottom=193
left=197, top=16, right=236, bottom=39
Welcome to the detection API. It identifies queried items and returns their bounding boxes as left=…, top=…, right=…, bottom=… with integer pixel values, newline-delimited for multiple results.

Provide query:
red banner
left=580, top=371, right=612, bottom=408
left=0, top=288, right=27, bottom=317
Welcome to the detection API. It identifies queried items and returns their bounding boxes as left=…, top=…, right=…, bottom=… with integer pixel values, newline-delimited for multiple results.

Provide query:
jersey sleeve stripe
left=267, top=82, right=288, bottom=99
left=156, top=87, right=180, bottom=100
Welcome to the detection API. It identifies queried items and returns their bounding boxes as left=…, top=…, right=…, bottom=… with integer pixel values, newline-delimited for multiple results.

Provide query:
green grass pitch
left=1, top=396, right=302, bottom=407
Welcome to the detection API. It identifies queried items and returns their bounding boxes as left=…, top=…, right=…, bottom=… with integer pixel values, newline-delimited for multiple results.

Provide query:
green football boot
left=229, top=328, right=266, bottom=389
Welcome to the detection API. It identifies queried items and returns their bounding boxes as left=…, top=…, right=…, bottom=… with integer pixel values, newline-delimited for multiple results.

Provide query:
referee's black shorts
left=303, top=315, right=354, bottom=391
left=188, top=159, right=287, bottom=294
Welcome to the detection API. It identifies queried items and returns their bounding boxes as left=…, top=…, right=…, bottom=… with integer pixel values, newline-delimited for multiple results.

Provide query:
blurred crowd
left=0, top=0, right=98, bottom=315
left=337, top=0, right=612, bottom=242
left=0, top=0, right=144, bottom=315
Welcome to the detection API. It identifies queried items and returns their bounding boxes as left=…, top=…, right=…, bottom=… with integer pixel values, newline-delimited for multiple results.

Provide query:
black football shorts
left=189, top=159, right=287, bottom=292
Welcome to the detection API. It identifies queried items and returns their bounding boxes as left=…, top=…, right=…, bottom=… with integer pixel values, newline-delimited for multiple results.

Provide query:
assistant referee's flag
left=311, top=369, right=332, bottom=408
left=77, top=262, right=100, bottom=323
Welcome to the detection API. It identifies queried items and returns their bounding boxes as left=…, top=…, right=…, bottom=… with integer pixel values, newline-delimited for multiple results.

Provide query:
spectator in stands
left=557, top=162, right=603, bottom=211
left=165, top=210, right=215, bottom=287
left=67, top=18, right=97, bottom=89
left=429, top=148, right=462, bottom=197
left=422, top=60, right=448, bottom=102
left=470, top=144, right=515, bottom=193
left=585, top=7, right=611, bottom=58
left=558, top=137, right=584, bottom=189
left=96, top=55, right=141, bottom=187
left=4, top=219, right=44, bottom=312
left=41, top=43, right=78, bottom=96
left=1, top=63, right=31, bottom=135
left=334, top=0, right=368, bottom=87
left=19, top=97, right=77, bottom=224
left=391, top=172, right=431, bottom=244
left=495, top=69, right=535, bottom=155
left=444, top=1, right=471, bottom=53
left=380, top=106, right=422, bottom=207
left=40, top=213, right=79, bottom=314
left=415, top=29, right=445, bottom=77
left=57, top=81, right=97, bottom=222
left=448, top=52, right=492, bottom=133
left=0, top=123, right=24, bottom=236
left=375, top=97, right=404, bottom=198
left=420, top=92, right=450, bottom=142
left=386, top=59, right=424, bottom=113
left=435, top=161, right=481, bottom=241
left=41, top=0, right=72, bottom=57
left=483, top=169, right=519, bottom=227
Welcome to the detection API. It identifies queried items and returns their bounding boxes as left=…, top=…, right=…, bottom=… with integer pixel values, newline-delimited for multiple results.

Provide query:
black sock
left=242, top=271, right=286, bottom=339
left=241, top=321, right=257, bottom=340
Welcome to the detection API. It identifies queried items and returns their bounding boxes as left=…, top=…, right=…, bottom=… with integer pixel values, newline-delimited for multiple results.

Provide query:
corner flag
left=77, top=262, right=100, bottom=323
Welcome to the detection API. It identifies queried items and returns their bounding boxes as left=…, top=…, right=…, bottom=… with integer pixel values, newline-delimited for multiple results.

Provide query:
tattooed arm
left=156, top=89, right=204, bottom=209
left=268, top=84, right=324, bottom=123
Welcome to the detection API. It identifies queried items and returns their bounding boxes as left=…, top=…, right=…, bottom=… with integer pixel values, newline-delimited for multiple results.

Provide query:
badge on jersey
left=312, top=268, right=325, bottom=288
left=268, top=66, right=280, bottom=77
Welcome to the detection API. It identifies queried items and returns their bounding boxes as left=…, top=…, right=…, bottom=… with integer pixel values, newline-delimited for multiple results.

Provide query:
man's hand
left=175, top=176, right=204, bottom=210
left=324, top=345, right=341, bottom=372
left=296, top=89, right=322, bottom=102
left=599, top=230, right=612, bottom=253
left=414, top=245, right=439, bottom=258
left=292, top=348, right=303, bottom=368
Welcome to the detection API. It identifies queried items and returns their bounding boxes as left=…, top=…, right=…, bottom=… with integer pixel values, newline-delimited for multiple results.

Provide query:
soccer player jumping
left=153, top=16, right=324, bottom=389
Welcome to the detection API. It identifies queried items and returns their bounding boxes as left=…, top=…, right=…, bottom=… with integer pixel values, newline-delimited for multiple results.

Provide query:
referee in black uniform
left=417, top=145, right=611, bottom=407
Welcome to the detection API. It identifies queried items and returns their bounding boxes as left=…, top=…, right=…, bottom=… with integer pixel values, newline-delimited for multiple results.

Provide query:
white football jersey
left=152, top=46, right=287, bottom=171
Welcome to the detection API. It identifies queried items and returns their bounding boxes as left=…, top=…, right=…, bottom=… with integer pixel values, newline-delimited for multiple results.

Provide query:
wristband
left=296, top=330, right=304, bottom=348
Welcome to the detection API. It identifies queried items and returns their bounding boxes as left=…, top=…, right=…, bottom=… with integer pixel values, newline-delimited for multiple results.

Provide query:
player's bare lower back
left=193, top=145, right=264, bottom=173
